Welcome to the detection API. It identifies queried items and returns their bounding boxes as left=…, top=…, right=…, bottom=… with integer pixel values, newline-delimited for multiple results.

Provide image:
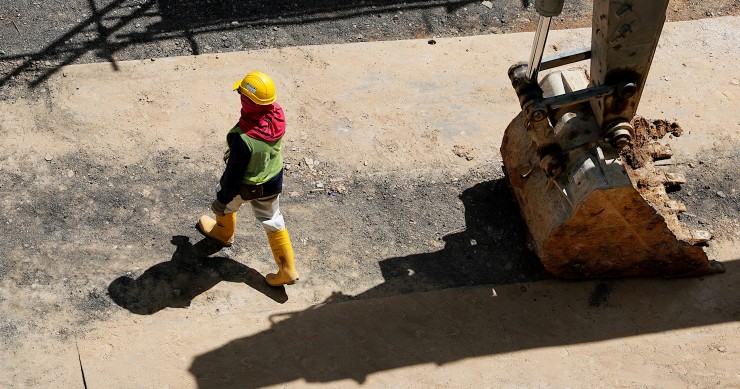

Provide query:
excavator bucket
left=499, top=0, right=723, bottom=278
left=501, top=98, right=723, bottom=278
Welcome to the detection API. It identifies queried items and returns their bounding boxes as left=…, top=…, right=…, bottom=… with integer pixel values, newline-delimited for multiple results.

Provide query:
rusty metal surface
left=500, top=112, right=721, bottom=278
left=589, top=0, right=671, bottom=128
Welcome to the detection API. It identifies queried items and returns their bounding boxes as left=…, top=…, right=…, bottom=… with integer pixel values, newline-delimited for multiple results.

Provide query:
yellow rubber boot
left=266, top=229, right=299, bottom=286
left=197, top=213, right=236, bottom=246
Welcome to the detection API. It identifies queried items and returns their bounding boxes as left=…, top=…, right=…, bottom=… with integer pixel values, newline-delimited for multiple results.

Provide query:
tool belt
left=239, top=169, right=283, bottom=200
left=239, top=184, right=265, bottom=200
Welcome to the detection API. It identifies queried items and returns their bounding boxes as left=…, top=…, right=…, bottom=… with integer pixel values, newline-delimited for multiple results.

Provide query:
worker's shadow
left=108, top=236, right=287, bottom=314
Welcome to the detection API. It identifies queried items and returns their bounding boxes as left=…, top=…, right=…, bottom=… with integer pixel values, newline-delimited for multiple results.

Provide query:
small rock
left=732, top=79, right=739, bottom=85
left=716, top=191, right=727, bottom=198
left=150, top=58, right=155, bottom=61
left=67, top=170, right=75, bottom=178
left=717, top=346, right=727, bottom=352
left=304, top=157, right=314, bottom=166
left=272, top=26, right=278, bottom=31
left=135, top=23, right=141, bottom=28
left=231, top=21, right=239, bottom=26
left=44, top=155, right=53, bottom=161
left=363, top=161, right=368, bottom=166
left=315, top=182, right=324, bottom=188
left=688, top=162, right=695, bottom=168
left=481, top=1, right=493, bottom=9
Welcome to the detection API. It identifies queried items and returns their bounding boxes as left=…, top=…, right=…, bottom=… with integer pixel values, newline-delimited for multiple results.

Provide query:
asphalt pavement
left=0, top=0, right=591, bottom=95
left=3, top=0, right=737, bottom=97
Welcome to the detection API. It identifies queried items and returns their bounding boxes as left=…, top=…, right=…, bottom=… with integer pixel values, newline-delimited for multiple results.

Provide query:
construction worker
left=197, top=71, right=298, bottom=287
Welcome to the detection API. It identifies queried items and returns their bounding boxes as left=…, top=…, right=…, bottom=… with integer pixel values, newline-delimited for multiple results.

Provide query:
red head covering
left=237, top=94, right=286, bottom=142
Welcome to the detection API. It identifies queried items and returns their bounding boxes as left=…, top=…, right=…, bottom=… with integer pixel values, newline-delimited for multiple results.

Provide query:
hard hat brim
left=232, top=80, right=242, bottom=92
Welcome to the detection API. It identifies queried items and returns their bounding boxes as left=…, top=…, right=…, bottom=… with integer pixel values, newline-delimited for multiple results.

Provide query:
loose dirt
left=0, top=16, right=738, bottom=389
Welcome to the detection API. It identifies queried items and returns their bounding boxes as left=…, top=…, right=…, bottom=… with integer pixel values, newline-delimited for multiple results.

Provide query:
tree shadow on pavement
left=108, top=235, right=286, bottom=314
left=0, top=0, right=478, bottom=89
left=186, top=178, right=740, bottom=388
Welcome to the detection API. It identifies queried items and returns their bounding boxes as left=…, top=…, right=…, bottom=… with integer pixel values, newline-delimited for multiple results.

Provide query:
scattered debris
left=453, top=145, right=475, bottom=161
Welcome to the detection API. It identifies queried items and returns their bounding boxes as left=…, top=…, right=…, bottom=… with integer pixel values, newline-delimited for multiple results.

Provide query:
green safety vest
left=227, top=126, right=283, bottom=185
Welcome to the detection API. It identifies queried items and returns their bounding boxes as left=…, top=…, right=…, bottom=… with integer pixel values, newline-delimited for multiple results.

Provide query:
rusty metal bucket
left=500, top=71, right=724, bottom=278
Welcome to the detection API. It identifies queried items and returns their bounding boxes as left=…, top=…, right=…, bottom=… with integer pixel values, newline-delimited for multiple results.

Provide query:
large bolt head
left=607, top=121, right=634, bottom=149
left=531, top=108, right=548, bottom=122
left=610, top=128, right=632, bottom=148
left=619, top=82, right=638, bottom=98
left=540, top=154, right=563, bottom=177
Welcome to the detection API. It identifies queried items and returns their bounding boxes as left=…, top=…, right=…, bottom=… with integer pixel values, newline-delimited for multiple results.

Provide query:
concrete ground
left=0, top=16, right=738, bottom=388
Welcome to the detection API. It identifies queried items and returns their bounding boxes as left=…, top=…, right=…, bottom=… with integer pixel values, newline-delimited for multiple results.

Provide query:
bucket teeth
left=649, top=143, right=674, bottom=160
left=665, top=200, right=687, bottom=213
left=679, top=230, right=713, bottom=245
left=689, top=230, right=712, bottom=244
left=663, top=172, right=686, bottom=186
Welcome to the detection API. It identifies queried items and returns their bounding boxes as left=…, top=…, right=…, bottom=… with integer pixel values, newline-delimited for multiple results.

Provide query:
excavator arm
left=500, top=0, right=724, bottom=277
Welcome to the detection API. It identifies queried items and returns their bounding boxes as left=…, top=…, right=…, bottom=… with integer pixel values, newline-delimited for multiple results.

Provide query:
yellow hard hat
left=232, top=71, right=276, bottom=105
